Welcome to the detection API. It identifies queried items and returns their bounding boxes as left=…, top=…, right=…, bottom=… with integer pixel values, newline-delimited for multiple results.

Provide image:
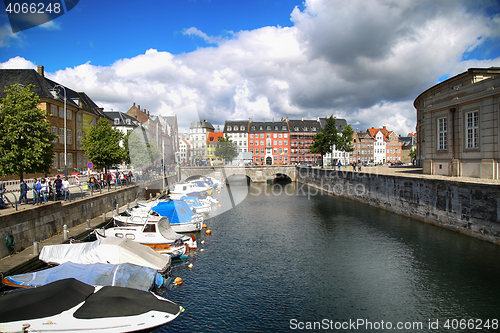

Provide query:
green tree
left=127, top=129, right=162, bottom=169
left=310, top=116, right=354, bottom=167
left=82, top=117, right=124, bottom=170
left=409, top=148, right=417, bottom=165
left=0, top=84, right=56, bottom=180
left=337, top=124, right=355, bottom=163
left=215, top=135, right=238, bottom=164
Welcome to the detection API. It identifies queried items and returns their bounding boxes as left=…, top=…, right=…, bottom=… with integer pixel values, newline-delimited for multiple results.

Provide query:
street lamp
left=50, top=85, right=67, bottom=177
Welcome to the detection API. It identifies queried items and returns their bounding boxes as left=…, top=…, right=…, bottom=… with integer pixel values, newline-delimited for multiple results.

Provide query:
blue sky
left=1, top=0, right=499, bottom=134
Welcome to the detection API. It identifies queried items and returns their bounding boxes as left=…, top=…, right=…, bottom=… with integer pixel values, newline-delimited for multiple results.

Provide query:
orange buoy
left=201, top=240, right=206, bottom=244
left=203, top=223, right=208, bottom=229
left=174, top=277, right=183, bottom=285
left=206, top=229, right=212, bottom=235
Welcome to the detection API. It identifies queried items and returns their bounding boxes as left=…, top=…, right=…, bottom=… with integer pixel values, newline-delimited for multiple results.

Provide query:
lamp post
left=50, top=85, right=67, bottom=177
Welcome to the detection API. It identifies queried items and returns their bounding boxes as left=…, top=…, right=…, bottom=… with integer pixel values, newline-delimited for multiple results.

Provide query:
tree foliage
left=310, top=116, right=354, bottom=167
left=215, top=135, right=238, bottom=163
left=0, top=84, right=56, bottom=180
left=82, top=117, right=124, bottom=170
left=127, top=129, right=162, bottom=169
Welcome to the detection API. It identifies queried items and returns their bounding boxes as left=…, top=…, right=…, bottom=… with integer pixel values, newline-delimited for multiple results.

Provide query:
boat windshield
left=157, top=217, right=177, bottom=239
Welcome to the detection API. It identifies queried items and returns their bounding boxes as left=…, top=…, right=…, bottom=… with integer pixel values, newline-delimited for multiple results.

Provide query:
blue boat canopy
left=151, top=200, right=195, bottom=225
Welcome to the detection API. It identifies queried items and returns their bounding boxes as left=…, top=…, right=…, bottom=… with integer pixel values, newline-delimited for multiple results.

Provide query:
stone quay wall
left=296, top=168, right=500, bottom=245
left=0, top=186, right=141, bottom=258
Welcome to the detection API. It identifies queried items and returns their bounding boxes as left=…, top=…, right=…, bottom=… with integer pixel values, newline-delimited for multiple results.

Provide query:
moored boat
left=96, top=216, right=197, bottom=257
left=2, top=262, right=165, bottom=292
left=150, top=200, right=204, bottom=233
left=0, top=278, right=182, bottom=333
left=39, top=238, right=172, bottom=275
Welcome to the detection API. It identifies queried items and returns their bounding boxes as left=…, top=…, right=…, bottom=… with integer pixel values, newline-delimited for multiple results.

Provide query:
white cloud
left=0, top=24, right=22, bottom=47
left=0, top=55, right=36, bottom=69
left=3, top=0, right=499, bottom=135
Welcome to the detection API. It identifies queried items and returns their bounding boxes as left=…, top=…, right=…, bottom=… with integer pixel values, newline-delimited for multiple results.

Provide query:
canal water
left=156, top=182, right=500, bottom=332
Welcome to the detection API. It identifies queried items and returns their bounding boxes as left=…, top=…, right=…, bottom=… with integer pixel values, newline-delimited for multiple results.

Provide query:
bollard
left=115, top=204, right=119, bottom=215
left=33, top=241, right=39, bottom=256
left=127, top=202, right=130, bottom=209
left=87, top=218, right=91, bottom=228
left=103, top=212, right=106, bottom=222
left=63, top=224, right=68, bottom=241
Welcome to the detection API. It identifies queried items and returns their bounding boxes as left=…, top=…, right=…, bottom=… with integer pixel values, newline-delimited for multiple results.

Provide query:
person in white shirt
left=62, top=177, right=70, bottom=201
left=40, top=178, right=49, bottom=203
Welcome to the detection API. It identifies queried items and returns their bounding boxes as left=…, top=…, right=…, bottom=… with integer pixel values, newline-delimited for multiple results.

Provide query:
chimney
left=383, top=126, right=386, bottom=130
left=37, top=65, right=44, bottom=77
left=133, top=102, right=136, bottom=107
left=147, top=111, right=150, bottom=116
left=138, top=105, right=140, bottom=110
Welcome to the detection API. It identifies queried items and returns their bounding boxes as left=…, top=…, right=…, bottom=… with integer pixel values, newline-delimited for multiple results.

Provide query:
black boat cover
left=0, top=278, right=94, bottom=322
left=74, top=285, right=181, bottom=319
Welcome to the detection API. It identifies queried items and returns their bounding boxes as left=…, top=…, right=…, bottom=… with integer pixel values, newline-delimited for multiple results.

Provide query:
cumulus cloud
left=4, top=0, right=499, bottom=135
left=0, top=55, right=36, bottom=69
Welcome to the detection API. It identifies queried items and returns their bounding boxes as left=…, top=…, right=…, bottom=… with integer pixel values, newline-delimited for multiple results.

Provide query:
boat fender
left=174, top=277, right=183, bottom=285
left=188, top=263, right=193, bottom=268
left=202, top=223, right=207, bottom=229
left=205, top=229, right=212, bottom=235
left=5, top=233, right=15, bottom=251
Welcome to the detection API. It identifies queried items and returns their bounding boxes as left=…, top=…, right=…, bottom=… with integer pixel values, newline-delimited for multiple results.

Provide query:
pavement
left=319, top=165, right=500, bottom=185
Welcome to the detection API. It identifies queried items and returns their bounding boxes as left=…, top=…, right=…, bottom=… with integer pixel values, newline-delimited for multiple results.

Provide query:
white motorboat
left=180, top=195, right=212, bottom=214
left=0, top=278, right=182, bottom=333
left=98, top=216, right=197, bottom=255
left=39, top=238, right=171, bottom=275
left=150, top=200, right=204, bottom=233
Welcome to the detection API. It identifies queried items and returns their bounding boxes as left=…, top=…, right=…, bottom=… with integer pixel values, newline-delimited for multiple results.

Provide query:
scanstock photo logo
left=3, top=0, right=79, bottom=32
left=128, top=105, right=249, bottom=218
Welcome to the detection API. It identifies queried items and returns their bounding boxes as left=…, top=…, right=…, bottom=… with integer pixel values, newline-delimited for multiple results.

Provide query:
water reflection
left=157, top=182, right=500, bottom=332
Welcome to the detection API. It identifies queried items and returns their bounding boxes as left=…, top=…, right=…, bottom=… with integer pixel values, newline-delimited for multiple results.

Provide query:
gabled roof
left=224, top=120, right=249, bottom=132
left=103, top=111, right=142, bottom=127
left=287, top=119, right=320, bottom=133
left=190, top=120, right=215, bottom=130
left=248, top=121, right=289, bottom=132
left=180, top=138, right=191, bottom=146
left=318, top=117, right=348, bottom=131
left=207, top=132, right=224, bottom=143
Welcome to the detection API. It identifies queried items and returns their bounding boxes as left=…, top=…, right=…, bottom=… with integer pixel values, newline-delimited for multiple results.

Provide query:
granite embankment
left=296, top=166, right=500, bottom=245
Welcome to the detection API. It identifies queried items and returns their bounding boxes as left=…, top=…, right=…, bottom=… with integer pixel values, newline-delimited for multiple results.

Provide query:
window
left=144, top=224, right=156, bottom=232
left=59, top=107, right=64, bottom=118
left=77, top=113, right=82, bottom=122
left=51, top=126, right=57, bottom=143
left=250, top=141, right=253, bottom=145
left=266, top=125, right=271, bottom=130
left=114, top=118, right=120, bottom=125
left=250, top=133, right=253, bottom=138
left=282, top=125, right=287, bottom=131
left=66, top=110, right=72, bottom=120
left=273, top=140, right=277, bottom=145
left=284, top=134, right=288, bottom=138
left=260, top=133, right=264, bottom=138
left=260, top=148, right=264, bottom=154
left=227, top=126, right=232, bottom=131
left=260, top=140, right=264, bottom=146
left=251, top=126, right=256, bottom=130
left=250, top=148, right=254, bottom=153
left=274, top=133, right=277, bottom=138
left=279, top=140, right=282, bottom=145
left=59, top=128, right=64, bottom=144
left=52, top=154, right=58, bottom=168
left=51, top=105, right=57, bottom=116
left=466, top=111, right=479, bottom=149
left=126, top=119, right=131, bottom=125
left=67, top=129, right=72, bottom=145
left=259, top=126, right=263, bottom=130
left=273, top=148, right=277, bottom=154
left=67, top=153, right=73, bottom=168
left=240, top=126, right=245, bottom=131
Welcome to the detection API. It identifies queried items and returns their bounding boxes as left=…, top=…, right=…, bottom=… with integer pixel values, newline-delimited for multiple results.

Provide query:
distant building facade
left=414, top=67, right=500, bottom=178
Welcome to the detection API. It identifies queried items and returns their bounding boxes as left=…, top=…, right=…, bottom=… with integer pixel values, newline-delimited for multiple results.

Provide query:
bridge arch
left=179, top=165, right=297, bottom=184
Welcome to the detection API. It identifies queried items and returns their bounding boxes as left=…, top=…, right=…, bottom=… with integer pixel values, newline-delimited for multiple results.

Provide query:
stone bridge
left=179, top=165, right=297, bottom=183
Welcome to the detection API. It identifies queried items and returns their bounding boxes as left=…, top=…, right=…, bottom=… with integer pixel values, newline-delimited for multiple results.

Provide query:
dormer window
left=240, top=125, right=245, bottom=131
left=227, top=126, right=232, bottom=131
left=266, top=125, right=271, bottom=130
left=251, top=125, right=256, bottom=130
left=125, top=119, right=131, bottom=125
left=114, top=118, right=119, bottom=125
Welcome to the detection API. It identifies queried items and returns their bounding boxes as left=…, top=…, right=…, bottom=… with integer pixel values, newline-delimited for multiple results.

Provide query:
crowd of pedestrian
left=13, top=175, right=72, bottom=206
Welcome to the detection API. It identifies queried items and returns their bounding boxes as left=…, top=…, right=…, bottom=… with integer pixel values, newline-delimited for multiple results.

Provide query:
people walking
left=352, top=162, right=356, bottom=172
left=19, top=180, right=29, bottom=205
left=358, top=161, right=362, bottom=172
left=62, top=177, right=70, bottom=201
left=40, top=178, right=49, bottom=204
left=32, top=178, right=41, bottom=205
left=337, top=161, right=342, bottom=171
left=54, top=175, right=62, bottom=200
